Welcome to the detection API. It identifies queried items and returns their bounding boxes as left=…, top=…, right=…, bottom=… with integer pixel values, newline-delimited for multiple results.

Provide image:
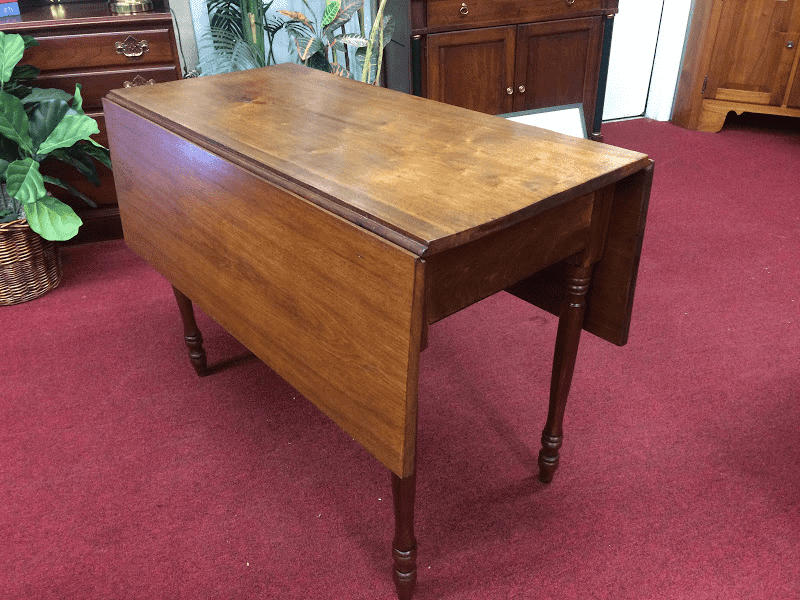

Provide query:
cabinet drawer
left=427, top=0, right=602, bottom=29
left=23, top=28, right=176, bottom=71
left=35, top=65, right=180, bottom=111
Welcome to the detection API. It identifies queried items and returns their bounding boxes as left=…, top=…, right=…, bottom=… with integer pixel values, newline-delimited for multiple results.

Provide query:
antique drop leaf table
left=103, top=64, right=653, bottom=599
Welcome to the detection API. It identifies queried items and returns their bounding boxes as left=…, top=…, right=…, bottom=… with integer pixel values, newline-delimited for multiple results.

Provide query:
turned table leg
left=172, top=286, right=208, bottom=377
left=538, top=263, right=593, bottom=483
left=392, top=472, right=417, bottom=600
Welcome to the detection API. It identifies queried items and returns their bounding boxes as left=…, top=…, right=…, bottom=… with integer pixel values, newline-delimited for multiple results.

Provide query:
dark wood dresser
left=1, top=1, right=182, bottom=243
left=385, top=0, right=618, bottom=140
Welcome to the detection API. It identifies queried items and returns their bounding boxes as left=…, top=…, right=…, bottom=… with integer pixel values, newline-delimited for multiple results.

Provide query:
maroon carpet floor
left=2, top=116, right=799, bottom=599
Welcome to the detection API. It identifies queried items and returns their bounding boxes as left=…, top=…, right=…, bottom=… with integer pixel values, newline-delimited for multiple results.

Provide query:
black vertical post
left=593, top=14, right=615, bottom=141
left=411, top=35, right=422, bottom=97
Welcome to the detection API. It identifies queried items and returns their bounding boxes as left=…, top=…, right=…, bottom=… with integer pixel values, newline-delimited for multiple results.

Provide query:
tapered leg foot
left=392, top=472, right=417, bottom=600
left=172, top=286, right=208, bottom=377
left=538, top=263, right=592, bottom=483
left=538, top=432, right=563, bottom=484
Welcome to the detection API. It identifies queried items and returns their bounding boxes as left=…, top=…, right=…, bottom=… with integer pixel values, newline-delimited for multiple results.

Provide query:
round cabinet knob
left=788, top=41, right=795, bottom=49
left=518, top=85, right=526, bottom=93
left=506, top=87, right=513, bottom=95
left=566, top=0, right=575, bottom=5
left=460, top=3, right=468, bottom=14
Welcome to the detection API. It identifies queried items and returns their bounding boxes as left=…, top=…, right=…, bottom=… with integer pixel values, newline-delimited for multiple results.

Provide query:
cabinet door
left=513, top=17, right=602, bottom=129
left=426, top=26, right=516, bottom=114
left=704, top=0, right=799, bottom=106
left=787, top=65, right=800, bottom=107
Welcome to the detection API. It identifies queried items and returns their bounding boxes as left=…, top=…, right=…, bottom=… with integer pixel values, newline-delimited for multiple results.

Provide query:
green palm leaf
left=207, top=0, right=244, bottom=38
left=198, top=28, right=266, bottom=75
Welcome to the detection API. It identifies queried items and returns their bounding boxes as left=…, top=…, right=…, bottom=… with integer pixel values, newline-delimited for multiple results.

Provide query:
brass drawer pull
left=115, top=36, right=150, bottom=59
left=566, top=0, right=575, bottom=5
left=506, top=87, right=513, bottom=95
left=460, top=3, right=468, bottom=14
left=518, top=85, right=525, bottom=93
left=124, top=75, right=157, bottom=87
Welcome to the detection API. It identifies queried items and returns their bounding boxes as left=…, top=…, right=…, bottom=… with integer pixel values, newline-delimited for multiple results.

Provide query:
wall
left=646, top=0, right=693, bottom=120
left=169, top=0, right=199, bottom=75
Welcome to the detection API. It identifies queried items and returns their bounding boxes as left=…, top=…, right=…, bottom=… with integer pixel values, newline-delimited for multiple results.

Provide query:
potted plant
left=0, top=31, right=111, bottom=305
left=280, top=0, right=394, bottom=84
left=197, top=0, right=285, bottom=75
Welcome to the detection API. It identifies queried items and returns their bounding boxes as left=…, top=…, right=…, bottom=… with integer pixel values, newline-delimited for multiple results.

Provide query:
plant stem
left=361, top=0, right=389, bottom=83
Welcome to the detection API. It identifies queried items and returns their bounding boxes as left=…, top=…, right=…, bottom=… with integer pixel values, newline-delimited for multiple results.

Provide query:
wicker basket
left=0, top=219, right=62, bottom=306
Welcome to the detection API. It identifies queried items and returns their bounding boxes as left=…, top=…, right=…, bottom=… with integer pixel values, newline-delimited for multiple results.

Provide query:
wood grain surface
left=105, top=64, right=649, bottom=256
left=105, top=101, right=425, bottom=477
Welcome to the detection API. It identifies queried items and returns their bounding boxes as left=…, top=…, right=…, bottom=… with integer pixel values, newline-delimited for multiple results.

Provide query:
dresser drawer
left=35, top=65, right=180, bottom=110
left=23, top=28, right=176, bottom=71
left=426, top=0, right=603, bottom=29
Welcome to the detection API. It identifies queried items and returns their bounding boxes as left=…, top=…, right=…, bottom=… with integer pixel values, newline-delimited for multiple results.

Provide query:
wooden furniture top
left=0, top=1, right=173, bottom=30
left=106, top=64, right=648, bottom=256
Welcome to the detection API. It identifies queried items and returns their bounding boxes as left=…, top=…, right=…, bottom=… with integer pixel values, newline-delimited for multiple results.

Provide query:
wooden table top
left=106, top=64, right=649, bottom=256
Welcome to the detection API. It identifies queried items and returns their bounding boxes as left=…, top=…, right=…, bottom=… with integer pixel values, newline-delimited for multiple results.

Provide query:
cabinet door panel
left=514, top=17, right=602, bottom=128
left=788, top=59, right=800, bottom=107
left=426, top=26, right=516, bottom=114
left=705, top=0, right=799, bottom=106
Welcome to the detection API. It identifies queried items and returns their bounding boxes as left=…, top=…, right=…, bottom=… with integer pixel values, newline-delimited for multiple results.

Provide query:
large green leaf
left=21, top=87, right=73, bottom=106
left=295, top=36, right=325, bottom=62
left=10, top=64, right=39, bottom=84
left=22, top=35, right=39, bottom=50
left=0, top=91, right=32, bottom=154
left=332, top=33, right=368, bottom=52
left=5, top=157, right=46, bottom=204
left=71, top=84, right=85, bottom=115
left=29, top=98, right=71, bottom=149
left=23, top=194, right=82, bottom=241
left=321, top=0, right=340, bottom=28
left=323, top=0, right=363, bottom=35
left=36, top=113, right=100, bottom=157
left=74, top=140, right=112, bottom=170
left=0, top=32, right=25, bottom=86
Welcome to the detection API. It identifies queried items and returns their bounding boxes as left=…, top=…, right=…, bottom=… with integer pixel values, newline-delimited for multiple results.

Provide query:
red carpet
left=2, top=116, right=799, bottom=599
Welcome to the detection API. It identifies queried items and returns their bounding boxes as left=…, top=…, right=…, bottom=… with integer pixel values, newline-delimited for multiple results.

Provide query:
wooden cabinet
left=426, top=26, right=517, bottom=114
left=673, top=0, right=800, bottom=132
left=1, top=1, right=182, bottom=243
left=385, top=0, right=618, bottom=140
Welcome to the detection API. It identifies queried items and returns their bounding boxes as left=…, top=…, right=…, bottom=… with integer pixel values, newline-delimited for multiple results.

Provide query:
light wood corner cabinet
left=1, top=1, right=183, bottom=243
left=673, top=0, right=800, bottom=132
left=385, top=0, right=619, bottom=141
